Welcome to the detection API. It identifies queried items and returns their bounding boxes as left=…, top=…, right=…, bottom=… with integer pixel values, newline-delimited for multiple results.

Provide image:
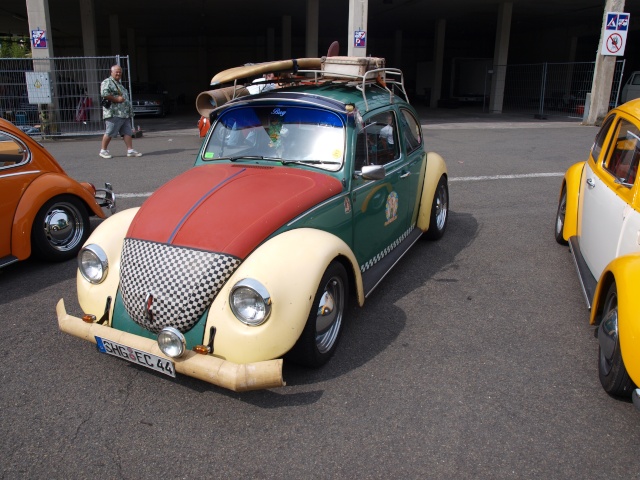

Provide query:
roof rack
left=297, top=66, right=408, bottom=111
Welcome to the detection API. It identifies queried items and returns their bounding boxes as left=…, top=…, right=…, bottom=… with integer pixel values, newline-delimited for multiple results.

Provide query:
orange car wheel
left=31, top=195, right=90, bottom=261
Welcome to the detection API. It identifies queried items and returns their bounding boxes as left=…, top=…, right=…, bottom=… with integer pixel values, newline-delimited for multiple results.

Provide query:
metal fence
left=0, top=55, right=131, bottom=137
left=494, top=60, right=625, bottom=118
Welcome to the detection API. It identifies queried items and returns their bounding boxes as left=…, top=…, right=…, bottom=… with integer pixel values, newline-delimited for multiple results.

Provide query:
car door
left=351, top=108, right=417, bottom=270
left=0, top=130, right=33, bottom=259
left=579, top=114, right=640, bottom=277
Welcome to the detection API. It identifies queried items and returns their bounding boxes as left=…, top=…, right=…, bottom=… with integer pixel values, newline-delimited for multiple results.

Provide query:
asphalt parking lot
left=1, top=108, right=639, bottom=479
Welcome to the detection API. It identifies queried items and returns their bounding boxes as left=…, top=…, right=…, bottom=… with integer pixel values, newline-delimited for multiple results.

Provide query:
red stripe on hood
left=127, top=164, right=343, bottom=258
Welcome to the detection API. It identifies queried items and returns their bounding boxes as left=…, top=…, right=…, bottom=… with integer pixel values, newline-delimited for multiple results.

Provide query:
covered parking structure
left=0, top=0, right=638, bottom=122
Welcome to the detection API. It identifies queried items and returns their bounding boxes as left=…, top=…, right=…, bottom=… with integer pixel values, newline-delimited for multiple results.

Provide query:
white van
left=620, top=71, right=640, bottom=103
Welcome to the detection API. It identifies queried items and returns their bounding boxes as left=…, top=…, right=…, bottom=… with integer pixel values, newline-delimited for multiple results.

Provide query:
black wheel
left=555, top=186, right=568, bottom=245
left=424, top=176, right=448, bottom=240
left=597, top=282, right=636, bottom=397
left=287, top=261, right=348, bottom=367
left=31, top=195, right=90, bottom=261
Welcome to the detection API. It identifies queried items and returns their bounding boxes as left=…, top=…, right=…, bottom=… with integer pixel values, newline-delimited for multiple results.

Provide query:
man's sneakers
left=99, top=149, right=143, bottom=158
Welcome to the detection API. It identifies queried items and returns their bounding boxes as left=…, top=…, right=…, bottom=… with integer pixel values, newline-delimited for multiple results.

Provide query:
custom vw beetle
left=0, top=118, right=115, bottom=268
left=555, top=98, right=640, bottom=408
left=57, top=57, right=449, bottom=391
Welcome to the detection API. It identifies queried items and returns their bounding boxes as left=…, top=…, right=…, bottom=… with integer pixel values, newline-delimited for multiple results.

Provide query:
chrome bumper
left=95, top=182, right=116, bottom=215
left=56, top=299, right=285, bottom=392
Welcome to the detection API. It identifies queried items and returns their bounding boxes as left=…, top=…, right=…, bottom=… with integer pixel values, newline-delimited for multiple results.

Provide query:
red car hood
left=126, top=164, right=343, bottom=259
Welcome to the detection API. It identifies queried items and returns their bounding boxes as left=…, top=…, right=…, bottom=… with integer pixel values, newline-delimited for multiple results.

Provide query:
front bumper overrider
left=56, top=299, right=285, bottom=392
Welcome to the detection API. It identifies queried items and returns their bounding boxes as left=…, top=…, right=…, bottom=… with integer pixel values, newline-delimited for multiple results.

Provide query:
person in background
left=99, top=65, right=142, bottom=158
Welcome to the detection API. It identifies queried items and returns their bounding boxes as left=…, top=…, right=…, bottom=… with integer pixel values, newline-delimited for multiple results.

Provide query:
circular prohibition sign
left=606, top=33, right=623, bottom=54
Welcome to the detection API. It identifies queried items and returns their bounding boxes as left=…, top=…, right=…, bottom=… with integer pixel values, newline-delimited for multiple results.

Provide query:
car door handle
left=400, top=171, right=411, bottom=178
left=586, top=178, right=596, bottom=188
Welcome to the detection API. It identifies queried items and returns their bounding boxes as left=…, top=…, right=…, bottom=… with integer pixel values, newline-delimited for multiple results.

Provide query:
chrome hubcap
left=435, top=184, right=448, bottom=230
left=315, top=277, right=344, bottom=354
left=43, top=202, right=84, bottom=252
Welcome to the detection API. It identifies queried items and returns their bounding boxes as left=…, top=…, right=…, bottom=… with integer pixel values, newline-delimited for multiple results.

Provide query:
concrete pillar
left=267, top=27, right=275, bottom=61
left=306, top=0, right=319, bottom=58
left=394, top=30, right=402, bottom=68
left=79, top=0, right=100, bottom=127
left=79, top=0, right=97, bottom=56
left=586, top=0, right=625, bottom=125
left=25, top=0, right=57, bottom=132
left=430, top=19, right=446, bottom=109
left=109, top=14, right=121, bottom=54
left=282, top=15, right=291, bottom=59
left=198, top=36, right=208, bottom=88
left=127, top=27, right=136, bottom=74
left=489, top=2, right=512, bottom=114
left=26, top=0, right=54, bottom=58
left=348, top=0, right=368, bottom=57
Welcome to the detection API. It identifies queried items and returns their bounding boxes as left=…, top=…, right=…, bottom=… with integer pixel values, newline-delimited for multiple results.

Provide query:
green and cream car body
left=57, top=58, right=449, bottom=391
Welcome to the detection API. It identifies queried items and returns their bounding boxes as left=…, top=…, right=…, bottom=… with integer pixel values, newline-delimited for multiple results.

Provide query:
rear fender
left=559, top=161, right=585, bottom=241
left=204, top=228, right=363, bottom=364
left=77, top=208, right=139, bottom=320
left=417, top=152, right=448, bottom=232
left=12, top=173, right=105, bottom=260
left=590, top=254, right=640, bottom=385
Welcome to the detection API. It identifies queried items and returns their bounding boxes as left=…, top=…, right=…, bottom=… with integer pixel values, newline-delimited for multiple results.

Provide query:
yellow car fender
left=590, top=254, right=640, bottom=385
left=559, top=161, right=585, bottom=241
left=417, top=152, right=448, bottom=232
left=77, top=208, right=139, bottom=321
left=203, top=228, right=364, bottom=364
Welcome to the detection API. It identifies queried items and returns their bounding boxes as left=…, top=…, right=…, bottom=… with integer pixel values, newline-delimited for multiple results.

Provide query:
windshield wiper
left=205, top=155, right=283, bottom=163
left=281, top=159, right=342, bottom=166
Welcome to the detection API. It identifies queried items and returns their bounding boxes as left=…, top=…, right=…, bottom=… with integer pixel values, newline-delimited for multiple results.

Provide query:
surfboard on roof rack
left=210, top=58, right=323, bottom=87
left=196, top=55, right=409, bottom=117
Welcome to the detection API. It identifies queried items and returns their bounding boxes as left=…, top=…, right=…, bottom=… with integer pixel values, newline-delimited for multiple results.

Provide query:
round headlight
left=78, top=244, right=109, bottom=284
left=157, top=327, right=186, bottom=358
left=230, top=279, right=272, bottom=326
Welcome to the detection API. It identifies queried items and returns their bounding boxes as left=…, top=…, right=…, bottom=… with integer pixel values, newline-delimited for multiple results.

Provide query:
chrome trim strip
left=364, top=226, right=422, bottom=298
left=0, top=169, right=40, bottom=178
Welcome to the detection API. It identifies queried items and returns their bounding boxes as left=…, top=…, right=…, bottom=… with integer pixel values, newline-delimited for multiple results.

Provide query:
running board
left=362, top=227, right=423, bottom=297
left=0, top=255, right=19, bottom=269
left=568, top=236, right=597, bottom=310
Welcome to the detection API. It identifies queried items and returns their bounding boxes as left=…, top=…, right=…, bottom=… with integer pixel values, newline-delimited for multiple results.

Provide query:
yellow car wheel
left=597, top=282, right=636, bottom=397
left=554, top=185, right=568, bottom=245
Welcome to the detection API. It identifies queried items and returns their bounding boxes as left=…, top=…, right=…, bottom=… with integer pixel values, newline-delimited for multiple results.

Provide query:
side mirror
left=361, top=164, right=385, bottom=180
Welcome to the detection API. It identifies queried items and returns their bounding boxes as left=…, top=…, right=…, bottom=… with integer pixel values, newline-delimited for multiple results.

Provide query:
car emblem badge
left=145, top=293, right=154, bottom=322
left=344, top=197, right=352, bottom=214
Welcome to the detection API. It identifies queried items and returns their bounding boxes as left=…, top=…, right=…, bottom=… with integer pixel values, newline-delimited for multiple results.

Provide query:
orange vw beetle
left=0, top=118, right=115, bottom=268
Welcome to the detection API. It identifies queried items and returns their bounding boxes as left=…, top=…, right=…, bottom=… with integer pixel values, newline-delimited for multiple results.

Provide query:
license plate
left=95, top=336, right=175, bottom=378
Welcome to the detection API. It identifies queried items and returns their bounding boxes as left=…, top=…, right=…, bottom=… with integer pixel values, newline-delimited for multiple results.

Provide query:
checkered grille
left=119, top=238, right=241, bottom=334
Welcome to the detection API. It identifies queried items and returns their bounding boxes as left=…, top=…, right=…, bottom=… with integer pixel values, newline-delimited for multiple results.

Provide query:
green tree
left=0, top=37, right=31, bottom=58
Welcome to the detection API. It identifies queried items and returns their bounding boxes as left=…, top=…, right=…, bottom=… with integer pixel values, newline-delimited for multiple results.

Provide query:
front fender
left=417, top=152, right=448, bottom=232
left=12, top=173, right=106, bottom=260
left=590, top=254, right=640, bottom=386
left=77, top=208, right=139, bottom=321
left=559, top=161, right=585, bottom=241
left=203, top=228, right=363, bottom=364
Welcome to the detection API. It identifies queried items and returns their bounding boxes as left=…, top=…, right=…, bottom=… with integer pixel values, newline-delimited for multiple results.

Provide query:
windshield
left=203, top=105, right=345, bottom=171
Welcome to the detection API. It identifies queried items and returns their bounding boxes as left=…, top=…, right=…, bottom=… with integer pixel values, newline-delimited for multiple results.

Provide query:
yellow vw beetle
left=555, top=99, right=640, bottom=408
